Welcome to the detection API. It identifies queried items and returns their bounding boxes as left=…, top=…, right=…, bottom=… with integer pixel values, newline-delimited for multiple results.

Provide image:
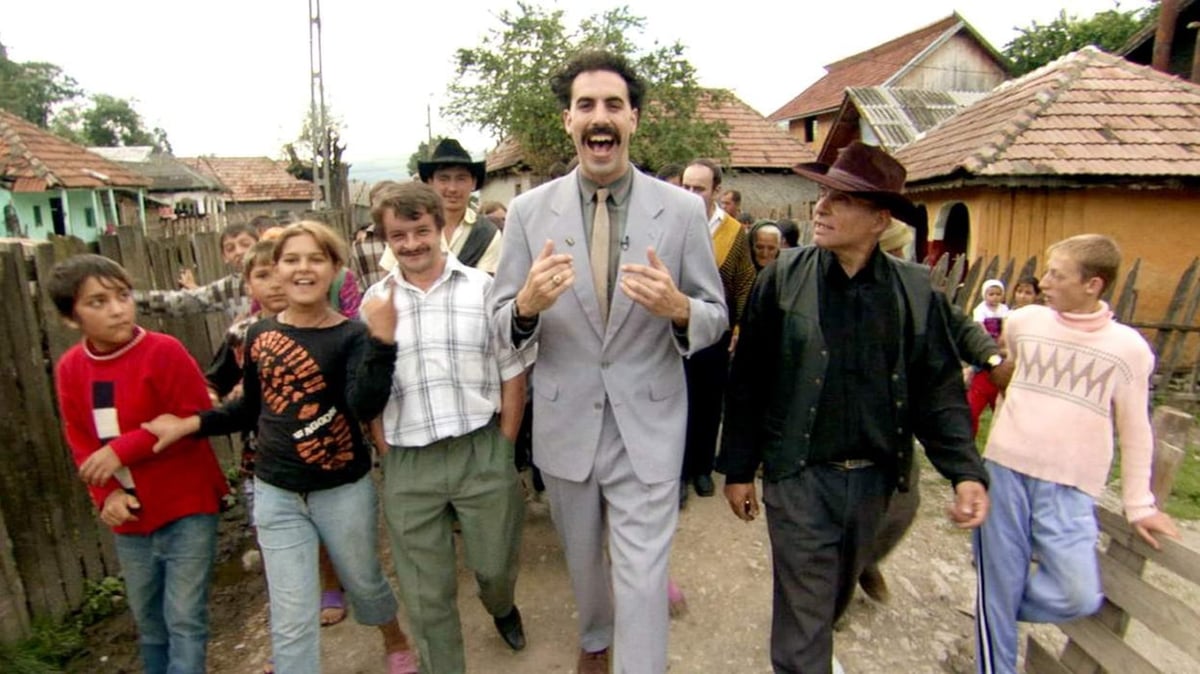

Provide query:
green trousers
left=382, top=421, right=524, bottom=674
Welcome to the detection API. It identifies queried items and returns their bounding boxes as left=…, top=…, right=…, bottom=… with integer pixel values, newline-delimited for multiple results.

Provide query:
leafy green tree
left=0, top=42, right=81, bottom=127
left=79, top=94, right=170, bottom=150
left=407, top=136, right=448, bottom=177
left=448, top=3, right=728, bottom=176
left=1004, top=5, right=1158, bottom=76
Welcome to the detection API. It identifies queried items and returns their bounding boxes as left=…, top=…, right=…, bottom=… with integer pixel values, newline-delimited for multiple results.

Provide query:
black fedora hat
left=418, top=138, right=486, bottom=189
left=792, top=141, right=917, bottom=225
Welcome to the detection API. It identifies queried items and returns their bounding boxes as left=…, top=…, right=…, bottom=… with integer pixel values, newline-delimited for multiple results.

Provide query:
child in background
left=143, top=222, right=417, bottom=673
left=136, top=222, right=259, bottom=318
left=1011, top=275, right=1041, bottom=309
left=49, top=254, right=228, bottom=674
left=974, top=234, right=1179, bottom=674
left=968, top=279, right=1010, bottom=435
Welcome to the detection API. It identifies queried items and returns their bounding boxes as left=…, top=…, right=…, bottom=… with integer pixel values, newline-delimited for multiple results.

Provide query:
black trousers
left=682, top=331, right=732, bottom=479
left=764, top=465, right=892, bottom=674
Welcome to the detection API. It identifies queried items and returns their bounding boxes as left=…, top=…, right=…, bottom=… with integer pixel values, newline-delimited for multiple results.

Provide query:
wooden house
left=895, top=47, right=1200, bottom=322
left=0, top=110, right=149, bottom=243
left=768, top=13, right=1010, bottom=153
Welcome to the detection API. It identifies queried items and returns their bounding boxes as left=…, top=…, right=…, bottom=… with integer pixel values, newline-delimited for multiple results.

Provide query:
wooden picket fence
left=932, top=253, right=1200, bottom=406
left=0, top=227, right=241, bottom=643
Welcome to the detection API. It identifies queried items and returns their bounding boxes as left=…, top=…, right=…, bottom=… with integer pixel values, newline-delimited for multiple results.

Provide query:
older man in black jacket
left=717, top=142, right=989, bottom=674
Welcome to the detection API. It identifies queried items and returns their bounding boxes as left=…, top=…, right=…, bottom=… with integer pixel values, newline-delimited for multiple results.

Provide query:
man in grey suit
left=489, top=50, right=727, bottom=674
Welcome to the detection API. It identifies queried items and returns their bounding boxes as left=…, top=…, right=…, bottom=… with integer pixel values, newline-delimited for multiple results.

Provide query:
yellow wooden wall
left=914, top=187, right=1200, bottom=322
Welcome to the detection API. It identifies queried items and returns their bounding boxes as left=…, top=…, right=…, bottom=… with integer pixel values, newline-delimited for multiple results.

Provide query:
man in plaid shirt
left=363, top=182, right=533, bottom=674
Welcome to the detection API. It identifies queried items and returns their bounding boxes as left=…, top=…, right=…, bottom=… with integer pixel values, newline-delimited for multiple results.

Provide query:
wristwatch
left=984, top=354, right=1004, bottom=371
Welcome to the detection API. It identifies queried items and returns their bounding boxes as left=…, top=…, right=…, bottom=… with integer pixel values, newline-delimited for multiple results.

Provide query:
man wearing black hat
left=716, top=141, right=990, bottom=674
left=383, top=138, right=502, bottom=274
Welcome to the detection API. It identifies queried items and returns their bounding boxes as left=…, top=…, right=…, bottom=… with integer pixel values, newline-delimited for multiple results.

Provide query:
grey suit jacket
left=489, top=167, right=727, bottom=484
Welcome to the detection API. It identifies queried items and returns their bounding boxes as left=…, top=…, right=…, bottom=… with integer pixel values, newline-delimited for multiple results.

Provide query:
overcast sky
left=4, top=0, right=1152, bottom=173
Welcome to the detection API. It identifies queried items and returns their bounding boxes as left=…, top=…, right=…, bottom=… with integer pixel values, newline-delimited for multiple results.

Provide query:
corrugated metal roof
left=899, top=47, right=1200, bottom=183
left=0, top=110, right=150, bottom=191
left=848, top=87, right=988, bottom=152
left=92, top=147, right=228, bottom=193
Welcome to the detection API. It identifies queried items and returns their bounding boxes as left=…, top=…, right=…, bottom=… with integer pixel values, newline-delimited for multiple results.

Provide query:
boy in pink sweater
left=974, top=234, right=1178, bottom=674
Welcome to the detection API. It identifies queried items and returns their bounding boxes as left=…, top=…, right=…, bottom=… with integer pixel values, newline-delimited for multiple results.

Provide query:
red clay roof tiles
left=0, top=109, right=149, bottom=191
left=178, top=156, right=313, bottom=203
left=897, top=47, right=1200, bottom=183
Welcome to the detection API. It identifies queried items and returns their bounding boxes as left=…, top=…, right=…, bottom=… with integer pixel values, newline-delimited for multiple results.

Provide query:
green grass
left=0, top=577, right=125, bottom=673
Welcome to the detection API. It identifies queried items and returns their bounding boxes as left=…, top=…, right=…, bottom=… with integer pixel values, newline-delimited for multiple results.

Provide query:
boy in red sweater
left=49, top=254, right=229, bottom=674
left=974, top=235, right=1179, bottom=674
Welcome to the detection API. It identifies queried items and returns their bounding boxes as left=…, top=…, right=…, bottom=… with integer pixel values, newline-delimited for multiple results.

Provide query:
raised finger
left=531, top=253, right=574, bottom=275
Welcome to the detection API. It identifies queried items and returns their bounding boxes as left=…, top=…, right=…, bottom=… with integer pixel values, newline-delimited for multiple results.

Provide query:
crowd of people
left=48, top=48, right=1180, bottom=674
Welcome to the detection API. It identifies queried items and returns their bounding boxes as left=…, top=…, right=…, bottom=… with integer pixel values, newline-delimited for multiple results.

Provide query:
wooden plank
left=32, top=242, right=78, bottom=363
left=947, top=254, right=968, bottom=306
left=1160, top=266, right=1200, bottom=377
left=1060, top=641, right=1101, bottom=673
left=97, top=233, right=122, bottom=265
left=964, top=255, right=999, bottom=311
left=930, top=253, right=951, bottom=294
left=0, top=495, right=31, bottom=643
left=1059, top=616, right=1159, bottom=674
left=1097, top=553, right=1200, bottom=662
left=0, top=245, right=73, bottom=617
left=999, top=257, right=1016, bottom=297
left=957, top=256, right=985, bottom=310
left=1025, top=636, right=1072, bottom=674
left=1152, top=257, right=1198, bottom=357
left=1113, top=259, right=1141, bottom=324
left=1095, top=506, right=1200, bottom=586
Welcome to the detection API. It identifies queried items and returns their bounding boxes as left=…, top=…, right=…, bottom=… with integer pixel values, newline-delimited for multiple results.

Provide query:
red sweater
left=55, top=328, right=229, bottom=535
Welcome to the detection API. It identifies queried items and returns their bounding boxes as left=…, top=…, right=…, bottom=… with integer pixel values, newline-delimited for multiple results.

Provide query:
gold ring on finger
left=552, top=274, right=562, bottom=286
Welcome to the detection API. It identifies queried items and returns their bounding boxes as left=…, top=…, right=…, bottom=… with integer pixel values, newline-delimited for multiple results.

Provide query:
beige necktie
left=591, top=188, right=611, bottom=322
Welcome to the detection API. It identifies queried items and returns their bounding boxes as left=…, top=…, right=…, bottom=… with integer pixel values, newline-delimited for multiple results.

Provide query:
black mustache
left=585, top=124, right=620, bottom=140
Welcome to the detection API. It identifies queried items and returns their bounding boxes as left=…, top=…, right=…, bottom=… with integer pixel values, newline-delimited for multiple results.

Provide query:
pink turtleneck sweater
left=984, top=302, right=1158, bottom=522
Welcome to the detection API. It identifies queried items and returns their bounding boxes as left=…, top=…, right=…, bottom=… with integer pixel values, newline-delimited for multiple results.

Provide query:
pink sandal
left=320, top=589, right=347, bottom=627
left=386, top=649, right=420, bottom=674
left=668, top=578, right=688, bottom=618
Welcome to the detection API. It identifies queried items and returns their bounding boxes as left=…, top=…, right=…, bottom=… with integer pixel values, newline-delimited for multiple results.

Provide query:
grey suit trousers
left=543, top=402, right=679, bottom=674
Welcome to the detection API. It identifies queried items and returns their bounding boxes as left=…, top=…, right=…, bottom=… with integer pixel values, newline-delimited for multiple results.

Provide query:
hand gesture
left=1131, top=510, right=1180, bottom=551
left=178, top=267, right=197, bottom=290
left=100, top=490, right=141, bottom=527
left=79, top=445, right=123, bottom=486
left=620, top=248, right=689, bottom=327
left=361, top=281, right=398, bottom=345
left=947, top=480, right=989, bottom=529
left=141, top=413, right=200, bottom=453
left=723, top=482, right=760, bottom=522
left=515, top=240, right=574, bottom=318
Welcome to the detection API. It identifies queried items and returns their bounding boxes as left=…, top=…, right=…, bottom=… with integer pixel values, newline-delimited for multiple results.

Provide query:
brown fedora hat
left=418, top=138, right=486, bottom=189
left=792, top=141, right=918, bottom=225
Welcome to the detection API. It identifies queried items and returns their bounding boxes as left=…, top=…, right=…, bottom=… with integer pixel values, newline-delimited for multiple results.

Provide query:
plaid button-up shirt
left=134, top=272, right=250, bottom=318
left=350, top=227, right=390, bottom=291
left=364, top=253, right=534, bottom=448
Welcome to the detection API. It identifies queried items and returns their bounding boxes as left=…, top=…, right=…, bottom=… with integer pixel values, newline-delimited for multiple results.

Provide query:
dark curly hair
left=550, top=50, right=646, bottom=111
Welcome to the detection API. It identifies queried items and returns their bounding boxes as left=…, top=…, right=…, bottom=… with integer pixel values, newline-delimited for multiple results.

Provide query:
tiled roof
left=697, top=92, right=815, bottom=168
left=897, top=47, right=1200, bottom=184
left=0, top=109, right=150, bottom=191
left=485, top=137, right=525, bottom=173
left=179, top=156, right=313, bottom=203
left=92, top=147, right=228, bottom=193
left=768, top=14, right=967, bottom=122
left=485, top=92, right=814, bottom=173
left=849, top=87, right=989, bottom=151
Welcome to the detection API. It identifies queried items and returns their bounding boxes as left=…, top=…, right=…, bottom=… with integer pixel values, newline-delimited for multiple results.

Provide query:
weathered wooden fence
left=1026, top=407, right=1199, bottom=674
left=0, top=226, right=242, bottom=643
left=933, top=254, right=1200, bottom=406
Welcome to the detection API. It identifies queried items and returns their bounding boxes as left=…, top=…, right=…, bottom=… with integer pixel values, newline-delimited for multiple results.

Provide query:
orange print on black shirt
left=252, top=330, right=351, bottom=470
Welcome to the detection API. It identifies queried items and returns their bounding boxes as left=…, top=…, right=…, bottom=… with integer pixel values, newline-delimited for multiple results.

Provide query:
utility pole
left=308, top=0, right=331, bottom=209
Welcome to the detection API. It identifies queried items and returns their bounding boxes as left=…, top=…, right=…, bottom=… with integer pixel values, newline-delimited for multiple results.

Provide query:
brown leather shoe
left=577, top=648, right=609, bottom=674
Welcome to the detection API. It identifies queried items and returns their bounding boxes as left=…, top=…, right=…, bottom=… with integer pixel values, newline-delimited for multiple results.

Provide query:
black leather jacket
left=717, top=246, right=988, bottom=492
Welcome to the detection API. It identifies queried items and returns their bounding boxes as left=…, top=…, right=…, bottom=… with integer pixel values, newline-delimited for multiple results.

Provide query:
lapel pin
left=565, top=237, right=575, bottom=246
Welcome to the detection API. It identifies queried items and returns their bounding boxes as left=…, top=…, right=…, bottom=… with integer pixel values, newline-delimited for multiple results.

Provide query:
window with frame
left=85, top=207, right=96, bottom=228
left=33, top=205, right=43, bottom=227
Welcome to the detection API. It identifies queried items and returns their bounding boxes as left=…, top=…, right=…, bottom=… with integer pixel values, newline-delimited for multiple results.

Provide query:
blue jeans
left=254, top=475, right=399, bottom=674
left=974, top=461, right=1103, bottom=674
left=113, top=513, right=219, bottom=674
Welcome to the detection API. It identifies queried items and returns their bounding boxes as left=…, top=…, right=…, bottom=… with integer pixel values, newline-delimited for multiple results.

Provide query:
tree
left=448, top=3, right=728, bottom=176
left=1004, top=5, right=1158, bottom=76
left=407, top=136, right=447, bottom=177
left=0, top=42, right=81, bottom=127
left=282, top=107, right=348, bottom=209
